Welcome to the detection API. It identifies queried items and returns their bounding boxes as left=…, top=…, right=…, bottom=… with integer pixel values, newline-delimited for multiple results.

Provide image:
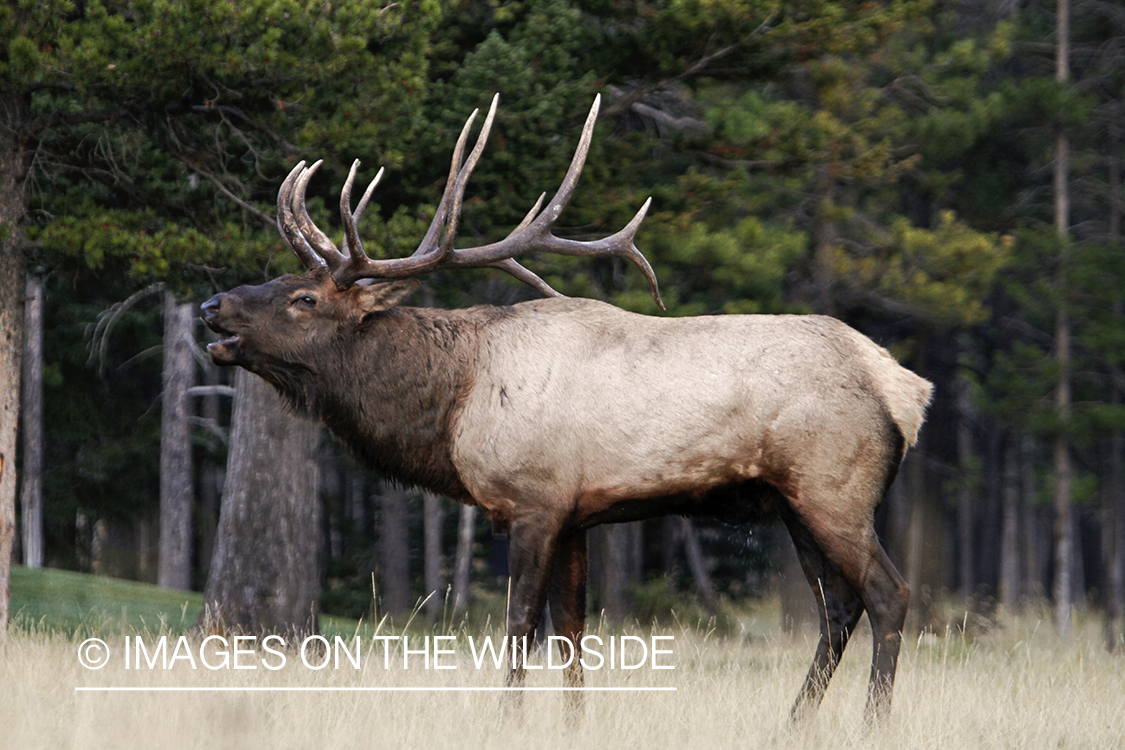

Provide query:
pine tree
left=0, top=0, right=438, bottom=632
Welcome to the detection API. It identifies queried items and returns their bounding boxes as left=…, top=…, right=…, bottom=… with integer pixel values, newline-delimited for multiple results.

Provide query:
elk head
left=202, top=94, right=663, bottom=376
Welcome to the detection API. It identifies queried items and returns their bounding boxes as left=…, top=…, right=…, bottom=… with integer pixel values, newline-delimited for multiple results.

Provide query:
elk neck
left=297, top=304, right=500, bottom=500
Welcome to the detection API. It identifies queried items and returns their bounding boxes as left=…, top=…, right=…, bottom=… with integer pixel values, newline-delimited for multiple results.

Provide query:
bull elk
left=201, top=94, right=932, bottom=723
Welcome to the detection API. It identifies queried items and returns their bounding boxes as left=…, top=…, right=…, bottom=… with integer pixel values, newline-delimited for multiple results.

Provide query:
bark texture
left=451, top=504, right=476, bottom=612
left=681, top=518, right=719, bottom=614
left=199, top=369, right=321, bottom=640
left=20, top=274, right=43, bottom=568
left=159, top=292, right=195, bottom=589
left=422, top=491, right=445, bottom=623
left=0, top=90, right=31, bottom=635
left=1053, top=0, right=1073, bottom=639
left=379, top=483, right=412, bottom=618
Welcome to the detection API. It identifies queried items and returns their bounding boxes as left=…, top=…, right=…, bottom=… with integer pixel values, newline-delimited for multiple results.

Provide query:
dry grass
left=3, top=602, right=1123, bottom=750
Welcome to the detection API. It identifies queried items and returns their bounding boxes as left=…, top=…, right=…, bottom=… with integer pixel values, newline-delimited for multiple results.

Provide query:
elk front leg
left=547, top=529, right=588, bottom=721
left=505, top=515, right=560, bottom=688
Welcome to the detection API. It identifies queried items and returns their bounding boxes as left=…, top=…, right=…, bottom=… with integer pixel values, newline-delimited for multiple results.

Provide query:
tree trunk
left=198, top=369, right=321, bottom=641
left=596, top=523, right=639, bottom=620
left=904, top=439, right=943, bottom=632
left=422, top=492, right=445, bottom=623
left=1000, top=434, right=1022, bottom=608
left=982, top=427, right=1004, bottom=596
left=20, top=274, right=43, bottom=568
left=1052, top=323, right=1073, bottom=636
left=452, top=504, right=476, bottom=613
left=1026, top=434, right=1048, bottom=598
left=659, top=517, right=680, bottom=575
left=882, top=459, right=911, bottom=571
left=136, top=515, right=157, bottom=582
left=956, top=372, right=975, bottom=601
left=379, top=482, right=412, bottom=618
left=0, top=90, right=31, bottom=636
left=1105, top=111, right=1124, bottom=651
left=681, top=519, right=719, bottom=614
left=196, top=364, right=225, bottom=578
left=1111, top=381, right=1125, bottom=650
left=1070, top=508, right=1085, bottom=609
left=346, top=468, right=367, bottom=538
left=1053, top=0, right=1073, bottom=639
left=158, top=292, right=194, bottom=589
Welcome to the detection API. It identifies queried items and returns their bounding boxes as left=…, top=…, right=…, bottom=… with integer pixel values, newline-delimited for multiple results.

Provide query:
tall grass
left=3, top=601, right=1123, bottom=749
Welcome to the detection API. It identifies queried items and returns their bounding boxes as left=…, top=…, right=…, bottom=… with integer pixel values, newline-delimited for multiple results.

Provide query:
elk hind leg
left=858, top=540, right=909, bottom=723
left=782, top=508, right=866, bottom=725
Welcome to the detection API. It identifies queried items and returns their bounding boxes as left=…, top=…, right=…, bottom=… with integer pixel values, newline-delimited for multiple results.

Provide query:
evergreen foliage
left=3, top=0, right=1123, bottom=628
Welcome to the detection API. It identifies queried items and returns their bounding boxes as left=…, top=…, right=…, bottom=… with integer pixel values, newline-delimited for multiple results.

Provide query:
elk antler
left=275, top=95, right=664, bottom=309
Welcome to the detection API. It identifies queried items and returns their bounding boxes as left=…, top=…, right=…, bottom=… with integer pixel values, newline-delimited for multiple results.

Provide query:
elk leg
left=782, top=507, right=866, bottom=725
left=505, top=515, right=560, bottom=688
left=547, top=529, right=588, bottom=720
left=858, top=540, right=909, bottom=723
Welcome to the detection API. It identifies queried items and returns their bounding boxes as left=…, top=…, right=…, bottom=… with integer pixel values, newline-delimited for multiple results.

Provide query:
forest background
left=1, top=0, right=1122, bottom=646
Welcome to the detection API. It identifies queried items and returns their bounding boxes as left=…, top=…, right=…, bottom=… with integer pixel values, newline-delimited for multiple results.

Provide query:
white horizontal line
left=75, top=686, right=676, bottom=693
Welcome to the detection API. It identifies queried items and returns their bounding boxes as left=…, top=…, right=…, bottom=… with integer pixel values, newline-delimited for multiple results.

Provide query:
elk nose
left=200, top=295, right=222, bottom=321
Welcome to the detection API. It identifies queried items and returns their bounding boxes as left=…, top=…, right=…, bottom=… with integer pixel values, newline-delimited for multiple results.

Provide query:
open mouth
left=202, top=317, right=242, bottom=359
left=203, top=318, right=236, bottom=342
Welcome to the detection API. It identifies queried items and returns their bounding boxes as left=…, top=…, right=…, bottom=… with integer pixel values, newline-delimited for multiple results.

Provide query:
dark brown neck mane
left=264, top=306, right=500, bottom=500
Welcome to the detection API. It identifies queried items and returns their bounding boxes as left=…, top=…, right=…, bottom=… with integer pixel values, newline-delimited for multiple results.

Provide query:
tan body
left=454, top=298, right=928, bottom=540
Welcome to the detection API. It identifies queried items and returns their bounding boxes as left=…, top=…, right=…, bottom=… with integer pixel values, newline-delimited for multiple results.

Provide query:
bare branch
left=189, top=163, right=274, bottom=226
left=601, top=12, right=777, bottom=120
left=186, top=385, right=236, bottom=398
left=20, top=108, right=131, bottom=141
left=86, top=283, right=165, bottom=376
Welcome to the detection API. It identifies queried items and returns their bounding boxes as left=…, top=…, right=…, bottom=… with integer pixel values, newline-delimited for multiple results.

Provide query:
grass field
left=3, top=566, right=1124, bottom=749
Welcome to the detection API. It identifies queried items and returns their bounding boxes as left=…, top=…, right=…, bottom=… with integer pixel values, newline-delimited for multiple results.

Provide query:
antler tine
left=450, top=195, right=665, bottom=310
left=276, top=161, right=327, bottom=271
left=351, top=165, right=383, bottom=225
left=436, top=95, right=666, bottom=309
left=293, top=161, right=349, bottom=272
left=327, top=95, right=502, bottom=288
left=510, top=192, right=546, bottom=238
left=539, top=93, right=601, bottom=225
left=489, top=258, right=566, bottom=298
left=414, top=96, right=595, bottom=266
left=340, top=160, right=384, bottom=260
left=440, top=93, right=499, bottom=258
left=412, top=98, right=486, bottom=259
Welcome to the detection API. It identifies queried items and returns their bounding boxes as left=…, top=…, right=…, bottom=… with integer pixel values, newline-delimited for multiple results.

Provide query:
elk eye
left=293, top=295, right=317, bottom=309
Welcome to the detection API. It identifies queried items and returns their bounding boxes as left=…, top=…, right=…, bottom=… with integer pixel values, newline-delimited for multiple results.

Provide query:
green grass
left=9, top=565, right=364, bottom=639
left=10, top=566, right=202, bottom=635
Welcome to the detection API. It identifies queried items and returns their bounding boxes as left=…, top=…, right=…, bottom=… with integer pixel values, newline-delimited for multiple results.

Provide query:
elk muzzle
left=200, top=293, right=244, bottom=366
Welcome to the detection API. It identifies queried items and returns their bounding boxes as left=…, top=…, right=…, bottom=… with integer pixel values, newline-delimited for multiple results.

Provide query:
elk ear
left=352, top=279, right=419, bottom=313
